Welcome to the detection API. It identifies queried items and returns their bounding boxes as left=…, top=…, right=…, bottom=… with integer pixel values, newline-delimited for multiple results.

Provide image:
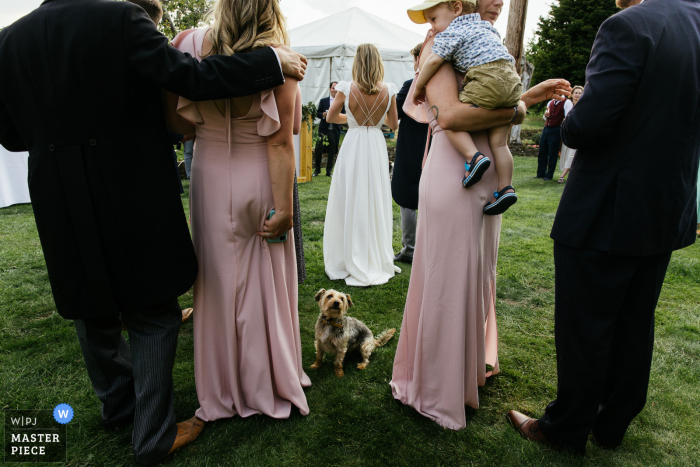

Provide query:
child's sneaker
left=462, top=152, right=491, bottom=188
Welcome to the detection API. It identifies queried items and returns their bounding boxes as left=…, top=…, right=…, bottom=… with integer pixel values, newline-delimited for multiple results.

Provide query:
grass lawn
left=1, top=156, right=699, bottom=466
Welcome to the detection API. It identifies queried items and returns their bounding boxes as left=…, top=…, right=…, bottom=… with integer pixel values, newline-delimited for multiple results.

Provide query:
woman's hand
left=257, top=210, right=293, bottom=239
left=413, top=87, right=426, bottom=106
left=522, top=79, right=572, bottom=108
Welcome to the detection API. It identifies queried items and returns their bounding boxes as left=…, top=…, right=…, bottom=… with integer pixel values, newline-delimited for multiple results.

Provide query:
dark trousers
left=538, top=242, right=672, bottom=454
left=314, top=130, right=339, bottom=175
left=74, top=298, right=182, bottom=465
left=537, top=125, right=561, bottom=179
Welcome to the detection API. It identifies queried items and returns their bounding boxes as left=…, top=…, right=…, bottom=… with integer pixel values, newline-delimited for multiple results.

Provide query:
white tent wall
left=289, top=8, right=424, bottom=108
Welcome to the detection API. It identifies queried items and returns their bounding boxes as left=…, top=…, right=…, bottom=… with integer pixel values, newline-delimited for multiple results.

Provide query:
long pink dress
left=390, top=76, right=500, bottom=430
left=173, top=29, right=310, bottom=421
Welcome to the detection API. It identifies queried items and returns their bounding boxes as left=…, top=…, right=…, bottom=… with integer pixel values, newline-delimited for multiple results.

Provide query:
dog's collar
left=321, top=315, right=343, bottom=329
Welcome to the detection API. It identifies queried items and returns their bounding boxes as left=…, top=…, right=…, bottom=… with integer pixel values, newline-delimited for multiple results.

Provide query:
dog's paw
left=356, top=363, right=368, bottom=370
left=310, top=362, right=322, bottom=370
left=334, top=368, right=344, bottom=377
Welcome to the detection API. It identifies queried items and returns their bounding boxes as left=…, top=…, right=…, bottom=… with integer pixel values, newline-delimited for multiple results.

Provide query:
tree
left=157, top=0, right=213, bottom=40
left=527, top=0, right=619, bottom=89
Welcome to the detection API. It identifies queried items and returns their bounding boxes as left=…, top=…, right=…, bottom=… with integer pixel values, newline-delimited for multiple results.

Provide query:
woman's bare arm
left=326, top=92, right=348, bottom=124
left=161, top=89, right=196, bottom=135
left=258, top=77, right=298, bottom=239
left=385, top=96, right=399, bottom=130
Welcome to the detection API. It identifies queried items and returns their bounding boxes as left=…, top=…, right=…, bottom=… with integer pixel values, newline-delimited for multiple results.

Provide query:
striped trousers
left=74, top=298, right=181, bottom=465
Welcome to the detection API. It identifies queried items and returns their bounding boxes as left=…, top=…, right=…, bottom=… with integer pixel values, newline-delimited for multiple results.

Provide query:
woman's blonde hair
left=203, top=0, right=289, bottom=57
left=352, top=44, right=385, bottom=95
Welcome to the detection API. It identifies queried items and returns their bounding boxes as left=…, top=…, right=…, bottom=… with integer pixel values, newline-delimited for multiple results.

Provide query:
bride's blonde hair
left=352, top=44, right=385, bottom=95
left=203, top=0, right=289, bottom=57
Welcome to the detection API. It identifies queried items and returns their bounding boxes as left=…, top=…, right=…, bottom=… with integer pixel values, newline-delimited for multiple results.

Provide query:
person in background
left=557, top=85, right=583, bottom=183
left=391, top=42, right=429, bottom=264
left=536, top=86, right=573, bottom=180
left=323, top=44, right=400, bottom=286
left=313, top=81, right=343, bottom=177
left=183, top=135, right=194, bottom=180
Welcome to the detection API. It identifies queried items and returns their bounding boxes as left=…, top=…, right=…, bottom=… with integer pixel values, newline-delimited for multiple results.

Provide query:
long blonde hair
left=204, top=0, right=289, bottom=57
left=352, top=44, right=385, bottom=95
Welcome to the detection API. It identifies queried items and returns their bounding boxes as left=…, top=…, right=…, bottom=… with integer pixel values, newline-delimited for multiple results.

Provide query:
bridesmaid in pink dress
left=167, top=2, right=310, bottom=426
left=391, top=0, right=572, bottom=429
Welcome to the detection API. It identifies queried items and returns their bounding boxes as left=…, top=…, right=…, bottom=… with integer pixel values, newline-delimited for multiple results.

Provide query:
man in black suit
left=508, top=0, right=700, bottom=455
left=314, top=81, right=343, bottom=177
left=392, top=43, right=429, bottom=264
left=0, top=0, right=306, bottom=464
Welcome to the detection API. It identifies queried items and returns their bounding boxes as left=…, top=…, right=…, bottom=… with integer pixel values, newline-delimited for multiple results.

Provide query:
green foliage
left=158, top=0, right=213, bottom=40
left=302, top=102, right=327, bottom=147
left=527, top=0, right=619, bottom=90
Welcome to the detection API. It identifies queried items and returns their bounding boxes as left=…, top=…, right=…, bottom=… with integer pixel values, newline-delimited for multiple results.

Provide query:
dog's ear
left=346, top=294, right=353, bottom=308
left=315, top=289, right=326, bottom=302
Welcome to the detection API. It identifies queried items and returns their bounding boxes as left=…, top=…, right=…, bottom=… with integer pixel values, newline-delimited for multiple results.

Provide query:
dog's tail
left=374, top=328, right=396, bottom=347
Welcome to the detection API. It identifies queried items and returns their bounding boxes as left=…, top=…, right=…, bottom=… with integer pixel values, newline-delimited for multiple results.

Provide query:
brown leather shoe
left=506, top=410, right=555, bottom=447
left=168, top=416, right=206, bottom=455
left=181, top=308, right=193, bottom=324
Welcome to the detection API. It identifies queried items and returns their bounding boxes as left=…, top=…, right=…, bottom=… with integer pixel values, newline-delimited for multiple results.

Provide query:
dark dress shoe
left=393, top=252, right=413, bottom=263
left=506, top=411, right=556, bottom=448
left=312, top=172, right=320, bottom=177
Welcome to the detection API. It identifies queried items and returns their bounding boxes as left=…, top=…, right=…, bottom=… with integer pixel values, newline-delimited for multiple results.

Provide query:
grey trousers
left=74, top=298, right=181, bottom=466
left=399, top=207, right=416, bottom=258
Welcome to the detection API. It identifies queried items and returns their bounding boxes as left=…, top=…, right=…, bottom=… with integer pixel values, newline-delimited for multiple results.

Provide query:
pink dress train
left=173, top=29, right=310, bottom=422
left=390, top=76, right=500, bottom=430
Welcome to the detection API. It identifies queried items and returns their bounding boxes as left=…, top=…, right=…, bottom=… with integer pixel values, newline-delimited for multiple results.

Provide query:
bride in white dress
left=323, top=43, right=400, bottom=287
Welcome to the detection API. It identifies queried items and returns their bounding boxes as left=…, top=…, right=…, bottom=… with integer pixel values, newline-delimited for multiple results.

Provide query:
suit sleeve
left=122, top=5, right=284, bottom=102
left=0, top=93, right=26, bottom=152
left=562, top=14, right=645, bottom=149
left=316, top=99, right=326, bottom=119
left=396, top=80, right=411, bottom=121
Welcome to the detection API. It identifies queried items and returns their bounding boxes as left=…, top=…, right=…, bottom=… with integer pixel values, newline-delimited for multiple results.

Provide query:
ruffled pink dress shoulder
left=390, top=71, right=500, bottom=430
left=172, top=28, right=310, bottom=421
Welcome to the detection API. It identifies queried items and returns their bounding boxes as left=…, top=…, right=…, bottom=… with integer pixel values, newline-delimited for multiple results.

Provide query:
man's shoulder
left=402, top=79, right=413, bottom=88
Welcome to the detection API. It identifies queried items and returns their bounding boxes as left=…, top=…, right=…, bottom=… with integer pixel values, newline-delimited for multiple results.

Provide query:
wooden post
left=297, top=118, right=313, bottom=183
left=504, top=0, right=529, bottom=76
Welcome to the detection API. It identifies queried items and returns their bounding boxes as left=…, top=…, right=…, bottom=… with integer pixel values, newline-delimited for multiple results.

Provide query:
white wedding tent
left=289, top=7, right=426, bottom=107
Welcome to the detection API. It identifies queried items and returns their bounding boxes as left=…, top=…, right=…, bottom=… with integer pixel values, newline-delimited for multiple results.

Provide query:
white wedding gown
left=323, top=81, right=401, bottom=286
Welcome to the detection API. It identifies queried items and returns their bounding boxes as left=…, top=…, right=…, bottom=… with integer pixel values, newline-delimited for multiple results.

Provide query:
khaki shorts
left=459, top=59, right=522, bottom=110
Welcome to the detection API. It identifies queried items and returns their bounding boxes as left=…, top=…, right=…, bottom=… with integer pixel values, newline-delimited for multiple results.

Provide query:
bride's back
left=346, top=44, right=389, bottom=127
left=348, top=83, right=389, bottom=127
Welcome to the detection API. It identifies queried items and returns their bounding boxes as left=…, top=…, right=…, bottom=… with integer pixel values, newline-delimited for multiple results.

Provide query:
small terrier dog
left=310, top=288, right=396, bottom=377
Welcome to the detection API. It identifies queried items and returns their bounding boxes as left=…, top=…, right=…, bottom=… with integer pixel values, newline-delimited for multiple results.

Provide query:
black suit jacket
left=551, top=0, right=700, bottom=255
left=0, top=0, right=284, bottom=319
left=316, top=96, right=343, bottom=138
left=392, top=79, right=429, bottom=210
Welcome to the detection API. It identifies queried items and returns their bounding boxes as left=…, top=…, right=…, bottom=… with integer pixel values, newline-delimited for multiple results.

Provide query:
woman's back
left=346, top=82, right=390, bottom=128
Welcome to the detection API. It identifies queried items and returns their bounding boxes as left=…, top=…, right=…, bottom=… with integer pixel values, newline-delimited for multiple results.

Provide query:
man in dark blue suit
left=508, top=0, right=700, bottom=455
left=314, top=81, right=343, bottom=177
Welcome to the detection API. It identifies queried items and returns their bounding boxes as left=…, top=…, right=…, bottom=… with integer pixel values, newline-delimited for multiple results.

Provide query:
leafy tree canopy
left=527, top=0, right=619, bottom=89
left=157, top=0, right=213, bottom=40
